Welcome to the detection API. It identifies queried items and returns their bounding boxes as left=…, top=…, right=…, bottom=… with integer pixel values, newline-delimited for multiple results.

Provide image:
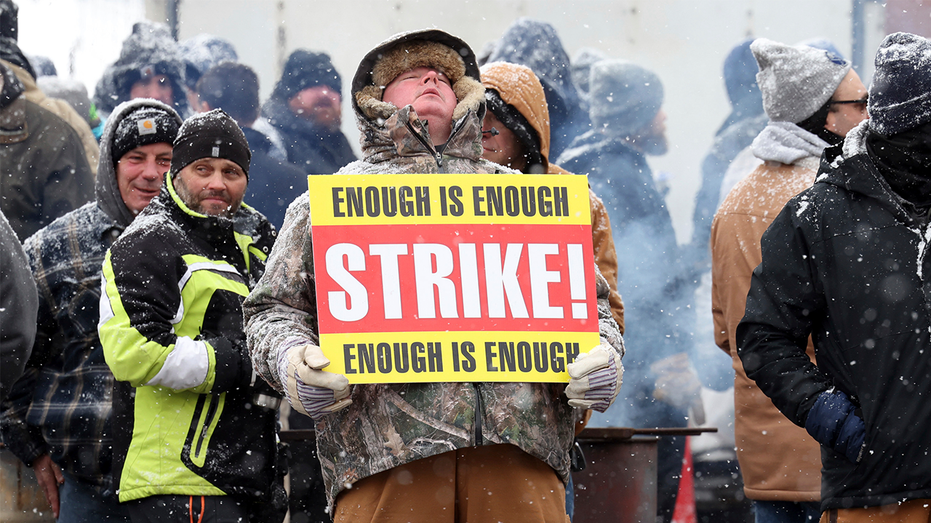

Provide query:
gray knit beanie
left=868, top=32, right=931, bottom=137
left=751, top=38, right=850, bottom=124
left=588, top=59, right=663, bottom=138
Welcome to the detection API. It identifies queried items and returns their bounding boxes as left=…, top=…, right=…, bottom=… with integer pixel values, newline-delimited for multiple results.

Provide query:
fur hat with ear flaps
left=353, top=29, right=485, bottom=124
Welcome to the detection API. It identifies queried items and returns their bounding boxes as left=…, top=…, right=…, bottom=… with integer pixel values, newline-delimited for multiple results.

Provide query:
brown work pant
left=333, top=444, right=570, bottom=523
left=821, top=499, right=931, bottom=523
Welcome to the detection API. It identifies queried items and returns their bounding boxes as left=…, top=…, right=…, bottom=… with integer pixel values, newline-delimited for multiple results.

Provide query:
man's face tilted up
left=174, top=157, right=247, bottom=219
left=383, top=66, right=457, bottom=145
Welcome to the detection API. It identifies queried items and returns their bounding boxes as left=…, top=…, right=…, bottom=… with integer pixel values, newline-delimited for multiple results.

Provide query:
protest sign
left=308, top=173, right=600, bottom=384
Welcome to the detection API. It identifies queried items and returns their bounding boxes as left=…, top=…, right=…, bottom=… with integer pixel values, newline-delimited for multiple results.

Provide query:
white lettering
left=370, top=244, right=408, bottom=319
left=459, top=243, right=481, bottom=318
left=326, top=243, right=369, bottom=321
left=529, top=244, right=562, bottom=318
left=484, top=244, right=529, bottom=318
left=413, top=244, right=459, bottom=319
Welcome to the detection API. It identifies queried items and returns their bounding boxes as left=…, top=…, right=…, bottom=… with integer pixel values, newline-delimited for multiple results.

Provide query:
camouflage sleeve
left=595, top=263, right=625, bottom=360
left=244, top=193, right=320, bottom=392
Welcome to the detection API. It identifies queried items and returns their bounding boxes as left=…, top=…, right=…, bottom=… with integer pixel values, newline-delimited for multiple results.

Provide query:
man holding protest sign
left=244, top=29, right=625, bottom=522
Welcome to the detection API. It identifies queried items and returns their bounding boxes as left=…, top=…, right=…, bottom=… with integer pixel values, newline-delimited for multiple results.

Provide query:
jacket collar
left=358, top=103, right=483, bottom=167
left=819, top=122, right=924, bottom=224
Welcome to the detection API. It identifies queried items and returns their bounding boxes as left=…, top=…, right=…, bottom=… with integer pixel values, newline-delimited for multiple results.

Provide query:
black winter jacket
left=738, top=123, right=931, bottom=510
left=100, top=174, right=282, bottom=505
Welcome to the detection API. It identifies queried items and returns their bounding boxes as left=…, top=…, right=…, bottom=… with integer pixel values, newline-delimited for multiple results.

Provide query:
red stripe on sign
left=312, top=223, right=597, bottom=334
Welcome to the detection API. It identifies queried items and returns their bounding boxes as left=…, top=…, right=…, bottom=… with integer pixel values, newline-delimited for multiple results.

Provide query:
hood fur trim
left=372, top=40, right=466, bottom=90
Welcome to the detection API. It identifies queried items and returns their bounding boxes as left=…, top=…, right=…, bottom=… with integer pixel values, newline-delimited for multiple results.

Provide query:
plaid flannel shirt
left=0, top=203, right=122, bottom=497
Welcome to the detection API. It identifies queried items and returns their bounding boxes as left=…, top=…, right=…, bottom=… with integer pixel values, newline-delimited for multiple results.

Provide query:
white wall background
left=15, top=0, right=886, bottom=243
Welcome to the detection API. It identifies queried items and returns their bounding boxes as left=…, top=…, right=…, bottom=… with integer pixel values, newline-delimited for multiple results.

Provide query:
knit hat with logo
left=170, top=108, right=251, bottom=176
left=111, top=103, right=182, bottom=164
left=751, top=38, right=850, bottom=124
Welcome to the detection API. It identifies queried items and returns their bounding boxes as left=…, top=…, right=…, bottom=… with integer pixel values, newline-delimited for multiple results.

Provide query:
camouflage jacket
left=244, top=100, right=624, bottom=507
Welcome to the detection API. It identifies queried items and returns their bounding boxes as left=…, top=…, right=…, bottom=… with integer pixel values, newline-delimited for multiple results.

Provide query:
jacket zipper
left=405, top=119, right=444, bottom=170
left=195, top=394, right=221, bottom=458
left=406, top=111, right=472, bottom=171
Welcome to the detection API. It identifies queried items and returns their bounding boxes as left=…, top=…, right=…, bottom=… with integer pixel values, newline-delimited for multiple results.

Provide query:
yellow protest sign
left=308, top=173, right=600, bottom=384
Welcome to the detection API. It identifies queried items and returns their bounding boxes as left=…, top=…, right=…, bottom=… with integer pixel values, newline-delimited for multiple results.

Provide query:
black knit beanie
left=170, top=109, right=251, bottom=176
left=112, top=105, right=182, bottom=164
left=272, top=49, right=342, bottom=101
left=484, top=89, right=543, bottom=169
left=869, top=32, right=931, bottom=137
left=0, top=0, right=16, bottom=40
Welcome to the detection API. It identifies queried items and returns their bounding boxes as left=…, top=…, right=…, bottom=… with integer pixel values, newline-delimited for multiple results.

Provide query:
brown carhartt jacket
left=711, top=158, right=821, bottom=502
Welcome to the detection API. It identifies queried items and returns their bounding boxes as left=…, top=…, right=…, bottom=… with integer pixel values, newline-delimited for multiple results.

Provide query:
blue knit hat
left=868, top=32, right=931, bottom=137
left=588, top=59, right=663, bottom=138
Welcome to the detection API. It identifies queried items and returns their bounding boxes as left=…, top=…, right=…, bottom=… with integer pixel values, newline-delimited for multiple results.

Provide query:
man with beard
left=712, top=38, right=866, bottom=523
left=262, top=50, right=357, bottom=175
left=99, top=109, right=285, bottom=523
left=557, top=59, right=701, bottom=523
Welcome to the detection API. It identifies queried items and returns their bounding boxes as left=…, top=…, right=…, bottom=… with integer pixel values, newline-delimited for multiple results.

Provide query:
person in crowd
left=485, top=18, right=591, bottom=160
left=98, top=109, right=285, bottom=523
left=262, top=49, right=357, bottom=174
left=244, top=28, right=624, bottom=522
left=1, top=0, right=99, bottom=174
left=557, top=59, right=701, bottom=523
left=0, top=209, right=37, bottom=402
left=93, top=21, right=189, bottom=119
left=195, top=61, right=308, bottom=230
left=715, top=38, right=849, bottom=204
left=738, top=32, right=931, bottom=521
left=0, top=100, right=181, bottom=522
left=179, top=33, right=238, bottom=113
left=569, top=47, right=608, bottom=103
left=690, top=39, right=767, bottom=273
left=480, top=58, right=626, bottom=519
left=712, top=38, right=867, bottom=523
left=0, top=61, right=93, bottom=241
left=37, top=75, right=104, bottom=140
left=25, top=52, right=55, bottom=76
left=194, top=60, right=328, bottom=522
left=480, top=60, right=624, bottom=331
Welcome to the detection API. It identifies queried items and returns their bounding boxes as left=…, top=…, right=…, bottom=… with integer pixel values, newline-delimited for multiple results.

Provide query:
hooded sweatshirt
left=485, top=18, right=590, bottom=160
left=0, top=99, right=181, bottom=499
left=93, top=21, right=189, bottom=119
